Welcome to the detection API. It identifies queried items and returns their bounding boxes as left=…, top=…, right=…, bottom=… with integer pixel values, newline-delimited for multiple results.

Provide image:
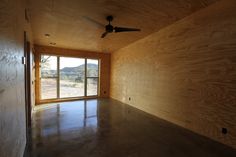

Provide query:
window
left=60, top=57, right=85, bottom=98
left=40, top=55, right=58, bottom=99
left=86, top=59, right=99, bottom=96
left=40, top=55, right=99, bottom=100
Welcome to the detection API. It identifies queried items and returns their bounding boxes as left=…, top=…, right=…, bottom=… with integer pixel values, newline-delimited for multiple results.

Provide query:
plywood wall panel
left=111, top=0, right=236, bottom=148
left=0, top=0, right=34, bottom=157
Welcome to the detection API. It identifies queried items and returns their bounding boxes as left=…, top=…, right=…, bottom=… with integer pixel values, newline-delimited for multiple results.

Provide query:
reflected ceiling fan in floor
left=101, top=16, right=141, bottom=38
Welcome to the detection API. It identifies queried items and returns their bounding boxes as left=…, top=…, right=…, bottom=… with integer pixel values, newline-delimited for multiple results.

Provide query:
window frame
left=39, top=54, right=100, bottom=101
left=86, top=59, right=100, bottom=97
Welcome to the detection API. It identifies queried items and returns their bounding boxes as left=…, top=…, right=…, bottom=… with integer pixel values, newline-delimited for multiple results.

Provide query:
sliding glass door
left=60, top=57, right=85, bottom=98
left=40, top=55, right=99, bottom=100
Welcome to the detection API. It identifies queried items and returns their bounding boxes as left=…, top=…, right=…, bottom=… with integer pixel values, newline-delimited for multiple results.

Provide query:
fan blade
left=114, top=27, right=141, bottom=32
left=82, top=16, right=104, bottom=28
left=101, top=32, right=108, bottom=38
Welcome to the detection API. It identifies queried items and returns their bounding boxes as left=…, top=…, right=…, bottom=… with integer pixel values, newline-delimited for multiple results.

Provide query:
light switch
left=22, top=57, right=26, bottom=65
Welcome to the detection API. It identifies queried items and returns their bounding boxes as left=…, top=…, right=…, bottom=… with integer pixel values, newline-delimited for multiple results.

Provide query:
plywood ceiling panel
left=29, top=0, right=218, bottom=53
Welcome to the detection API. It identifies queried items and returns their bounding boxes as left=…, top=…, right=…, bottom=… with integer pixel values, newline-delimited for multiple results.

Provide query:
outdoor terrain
left=41, top=63, right=98, bottom=99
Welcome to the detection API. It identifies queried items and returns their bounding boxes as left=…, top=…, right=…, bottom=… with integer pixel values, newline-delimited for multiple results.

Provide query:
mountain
left=41, top=63, right=98, bottom=78
left=60, top=63, right=97, bottom=73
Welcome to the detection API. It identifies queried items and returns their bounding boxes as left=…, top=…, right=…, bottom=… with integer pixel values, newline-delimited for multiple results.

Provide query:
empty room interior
left=1, top=0, right=236, bottom=156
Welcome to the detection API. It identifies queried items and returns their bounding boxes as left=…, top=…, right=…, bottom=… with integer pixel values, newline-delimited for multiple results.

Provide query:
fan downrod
left=106, top=16, right=113, bottom=22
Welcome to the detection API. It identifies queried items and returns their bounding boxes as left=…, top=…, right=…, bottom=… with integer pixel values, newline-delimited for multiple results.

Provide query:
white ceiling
left=29, top=0, right=218, bottom=53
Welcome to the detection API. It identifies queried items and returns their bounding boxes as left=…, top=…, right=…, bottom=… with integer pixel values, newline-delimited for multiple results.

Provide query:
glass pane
left=41, top=78, right=57, bottom=99
left=87, top=78, right=98, bottom=96
left=87, top=59, right=98, bottom=77
left=41, top=55, right=57, bottom=77
left=60, top=57, right=85, bottom=98
left=40, top=55, right=58, bottom=100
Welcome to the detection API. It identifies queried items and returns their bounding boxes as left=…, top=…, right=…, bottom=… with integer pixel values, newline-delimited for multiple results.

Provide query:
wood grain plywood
left=0, top=0, right=34, bottom=156
left=29, top=0, right=218, bottom=52
left=111, top=0, right=236, bottom=148
left=34, top=45, right=110, bottom=104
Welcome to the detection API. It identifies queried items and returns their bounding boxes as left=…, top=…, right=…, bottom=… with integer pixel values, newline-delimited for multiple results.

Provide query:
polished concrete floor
left=25, top=99, right=236, bottom=157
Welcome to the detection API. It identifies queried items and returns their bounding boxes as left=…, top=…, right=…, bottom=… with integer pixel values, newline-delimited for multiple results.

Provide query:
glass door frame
left=59, top=56, right=86, bottom=98
left=85, top=59, right=100, bottom=97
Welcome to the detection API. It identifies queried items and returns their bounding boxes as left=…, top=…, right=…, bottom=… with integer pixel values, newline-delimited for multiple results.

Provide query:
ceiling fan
left=101, top=16, right=141, bottom=38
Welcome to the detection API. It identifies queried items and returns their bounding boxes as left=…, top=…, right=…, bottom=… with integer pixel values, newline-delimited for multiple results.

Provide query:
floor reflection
left=33, top=100, right=98, bottom=139
left=83, top=100, right=98, bottom=127
left=26, top=99, right=236, bottom=157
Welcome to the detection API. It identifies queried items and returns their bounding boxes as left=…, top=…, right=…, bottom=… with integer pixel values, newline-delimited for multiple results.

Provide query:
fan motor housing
left=106, top=24, right=113, bottom=32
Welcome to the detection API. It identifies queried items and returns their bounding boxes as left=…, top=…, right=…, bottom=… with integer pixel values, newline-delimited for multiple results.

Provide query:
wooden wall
left=0, top=0, right=34, bottom=157
left=34, top=45, right=110, bottom=104
left=111, top=0, right=236, bottom=149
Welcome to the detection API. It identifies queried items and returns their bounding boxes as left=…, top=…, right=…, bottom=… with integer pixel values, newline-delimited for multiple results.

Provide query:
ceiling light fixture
left=50, top=42, right=56, bottom=46
left=45, top=34, right=50, bottom=37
